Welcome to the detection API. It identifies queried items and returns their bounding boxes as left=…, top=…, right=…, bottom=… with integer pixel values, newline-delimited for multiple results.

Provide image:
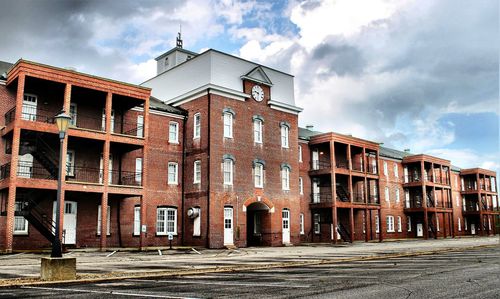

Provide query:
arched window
left=223, top=154, right=235, bottom=185
left=281, top=163, right=291, bottom=190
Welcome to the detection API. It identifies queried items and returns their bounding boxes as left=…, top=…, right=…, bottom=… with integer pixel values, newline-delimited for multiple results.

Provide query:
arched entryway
left=246, top=202, right=271, bottom=246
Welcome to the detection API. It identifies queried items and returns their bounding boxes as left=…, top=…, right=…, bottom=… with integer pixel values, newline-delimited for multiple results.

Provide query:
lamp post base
left=40, top=257, right=76, bottom=281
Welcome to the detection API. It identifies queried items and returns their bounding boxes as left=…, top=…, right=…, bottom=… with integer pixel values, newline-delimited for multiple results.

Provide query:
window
left=223, top=112, right=233, bottom=138
left=299, top=177, right=304, bottom=195
left=135, top=158, right=142, bottom=183
left=253, top=119, right=263, bottom=143
left=464, top=218, right=468, bottom=230
left=137, top=115, right=144, bottom=137
left=14, top=202, right=28, bottom=235
left=281, top=166, right=290, bottom=190
left=193, top=113, right=201, bottom=139
left=281, top=124, right=289, bottom=148
left=456, top=195, right=460, bottom=207
left=156, top=207, right=177, bottom=235
left=314, top=213, right=320, bottom=234
left=375, top=215, right=380, bottom=233
left=458, top=217, right=461, bottom=231
left=169, top=122, right=179, bottom=143
left=385, top=187, right=390, bottom=202
left=69, top=103, right=77, bottom=126
left=223, top=158, right=234, bottom=185
left=194, top=160, right=201, bottom=184
left=436, top=218, right=440, bottom=231
left=133, top=206, right=141, bottom=236
left=299, top=145, right=303, bottom=162
left=300, top=213, right=304, bottom=235
left=395, top=189, right=400, bottom=203
left=254, top=163, right=264, bottom=188
left=407, top=216, right=412, bottom=232
left=168, top=162, right=178, bottom=185
left=383, top=161, right=388, bottom=177
left=97, top=205, right=111, bottom=236
left=386, top=215, right=395, bottom=232
left=394, top=164, right=398, bottom=179
left=397, top=216, right=402, bottom=232
left=66, top=150, right=75, bottom=177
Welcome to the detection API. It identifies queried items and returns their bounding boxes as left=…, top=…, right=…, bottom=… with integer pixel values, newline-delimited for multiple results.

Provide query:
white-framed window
left=407, top=216, right=412, bottom=232
left=69, top=103, right=77, bottom=126
left=133, top=206, right=140, bottom=236
left=223, top=112, right=233, bottom=138
left=97, top=205, right=111, bottom=236
left=66, top=150, right=75, bottom=177
left=394, top=164, right=398, bottom=179
left=375, top=215, right=380, bottom=233
left=299, top=145, right=303, bottom=162
left=13, top=202, right=28, bottom=235
left=313, top=213, right=320, bottom=234
left=300, top=213, right=305, bottom=235
left=281, top=124, right=289, bottom=148
left=464, top=217, right=468, bottom=230
left=397, top=216, right=402, bottom=232
left=168, top=162, right=178, bottom=185
left=169, top=122, right=179, bottom=143
left=193, top=160, right=201, bottom=184
left=193, top=113, right=201, bottom=139
left=395, top=189, right=400, bottom=203
left=156, top=207, right=177, bottom=235
left=456, top=195, right=460, bottom=207
left=137, top=115, right=144, bottom=137
left=386, top=215, right=395, bottom=232
left=383, top=161, right=388, bottom=177
left=385, top=187, right=390, bottom=202
left=223, top=158, right=234, bottom=185
left=299, top=177, right=304, bottom=195
left=281, top=166, right=290, bottom=191
left=135, top=158, right=142, bottom=183
left=458, top=217, right=461, bottom=231
left=253, top=119, right=263, bottom=143
left=254, top=163, right=264, bottom=188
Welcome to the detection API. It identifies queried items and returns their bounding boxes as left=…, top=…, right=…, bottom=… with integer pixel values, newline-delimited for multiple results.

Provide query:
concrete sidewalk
left=0, top=236, right=498, bottom=287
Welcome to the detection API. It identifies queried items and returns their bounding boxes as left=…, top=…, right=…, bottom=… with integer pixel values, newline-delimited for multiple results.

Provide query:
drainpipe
left=181, top=114, right=187, bottom=246
left=206, top=88, right=211, bottom=248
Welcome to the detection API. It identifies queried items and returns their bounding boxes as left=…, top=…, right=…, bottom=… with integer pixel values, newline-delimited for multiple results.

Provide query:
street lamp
left=51, top=110, right=72, bottom=258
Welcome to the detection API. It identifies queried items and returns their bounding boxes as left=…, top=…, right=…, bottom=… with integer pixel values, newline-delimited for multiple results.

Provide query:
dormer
left=155, top=32, right=198, bottom=74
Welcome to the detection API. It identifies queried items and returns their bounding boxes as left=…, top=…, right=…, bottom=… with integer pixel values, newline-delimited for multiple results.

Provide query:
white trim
left=268, top=100, right=303, bottom=113
left=133, top=206, right=141, bottom=236
left=168, top=162, right=179, bottom=185
left=169, top=121, right=179, bottom=144
left=156, top=207, right=178, bottom=235
left=268, top=105, right=301, bottom=115
left=193, top=160, right=201, bottom=184
left=167, top=84, right=249, bottom=106
left=131, top=107, right=185, bottom=119
left=0, top=80, right=6, bottom=85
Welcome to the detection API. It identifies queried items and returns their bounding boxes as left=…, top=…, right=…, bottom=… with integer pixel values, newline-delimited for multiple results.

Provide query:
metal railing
left=311, top=192, right=333, bottom=204
left=109, top=169, right=142, bottom=186
left=65, top=166, right=101, bottom=184
left=352, top=192, right=365, bottom=203
left=335, top=159, right=349, bottom=170
left=0, top=162, right=10, bottom=180
left=310, top=160, right=331, bottom=171
left=367, top=163, right=378, bottom=174
left=368, top=195, right=379, bottom=204
left=351, top=161, right=364, bottom=172
left=70, top=113, right=105, bottom=131
left=5, top=107, right=15, bottom=125
left=17, top=161, right=56, bottom=180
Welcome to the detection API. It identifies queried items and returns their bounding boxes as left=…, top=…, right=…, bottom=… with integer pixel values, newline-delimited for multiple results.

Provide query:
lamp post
left=51, top=110, right=71, bottom=258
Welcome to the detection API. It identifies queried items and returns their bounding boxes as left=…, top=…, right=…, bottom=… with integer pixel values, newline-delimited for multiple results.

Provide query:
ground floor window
left=375, top=215, right=380, bottom=233
left=157, top=207, right=177, bottom=235
left=407, top=216, right=412, bottom=232
left=313, top=213, right=320, bottom=234
left=14, top=202, right=28, bottom=235
left=386, top=215, right=395, bottom=232
left=457, top=217, right=461, bottom=231
left=397, top=216, right=402, bottom=232
left=97, top=205, right=111, bottom=236
left=134, top=206, right=141, bottom=236
left=300, top=213, right=304, bottom=235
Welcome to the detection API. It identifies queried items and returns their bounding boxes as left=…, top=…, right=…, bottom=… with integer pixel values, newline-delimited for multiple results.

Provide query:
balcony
left=368, top=195, right=379, bottom=204
left=311, top=192, right=333, bottom=204
left=17, top=161, right=56, bottom=180
left=5, top=106, right=57, bottom=126
left=351, top=161, right=364, bottom=172
left=0, top=162, right=10, bottom=180
left=352, top=191, right=364, bottom=203
left=109, top=169, right=142, bottom=187
left=65, top=166, right=101, bottom=184
left=335, top=159, right=349, bottom=170
left=367, top=163, right=377, bottom=175
left=310, top=160, right=331, bottom=171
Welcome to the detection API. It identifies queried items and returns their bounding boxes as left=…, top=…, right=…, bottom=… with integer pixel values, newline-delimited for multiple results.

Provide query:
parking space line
left=127, top=279, right=311, bottom=288
left=21, top=286, right=199, bottom=299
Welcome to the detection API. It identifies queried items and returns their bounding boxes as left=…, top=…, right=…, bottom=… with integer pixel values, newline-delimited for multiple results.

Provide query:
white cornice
left=267, top=99, right=303, bottom=115
left=167, top=84, right=249, bottom=107
left=131, top=107, right=186, bottom=119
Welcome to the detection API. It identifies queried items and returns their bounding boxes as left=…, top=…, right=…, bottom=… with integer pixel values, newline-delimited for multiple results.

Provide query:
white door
left=405, top=190, right=410, bottom=208
left=22, top=94, right=37, bottom=121
left=18, top=154, right=33, bottom=178
left=312, top=150, right=319, bottom=170
left=223, top=207, right=233, bottom=245
left=282, top=209, right=290, bottom=244
left=471, top=223, right=476, bottom=235
left=101, top=109, right=115, bottom=132
left=416, top=223, right=423, bottom=237
left=404, top=167, right=408, bottom=183
left=313, top=179, right=320, bottom=203
left=99, top=154, right=113, bottom=184
left=137, top=115, right=144, bottom=137
left=53, top=201, right=77, bottom=244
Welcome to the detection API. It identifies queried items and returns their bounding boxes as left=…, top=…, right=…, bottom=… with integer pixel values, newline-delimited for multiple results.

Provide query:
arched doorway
left=247, top=202, right=270, bottom=246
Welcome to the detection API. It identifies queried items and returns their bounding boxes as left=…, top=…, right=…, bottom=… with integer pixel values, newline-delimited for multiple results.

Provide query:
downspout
left=181, top=114, right=187, bottom=246
left=206, top=88, right=211, bottom=248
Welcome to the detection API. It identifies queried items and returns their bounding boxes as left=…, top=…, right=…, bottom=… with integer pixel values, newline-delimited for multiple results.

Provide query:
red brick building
left=0, top=44, right=497, bottom=252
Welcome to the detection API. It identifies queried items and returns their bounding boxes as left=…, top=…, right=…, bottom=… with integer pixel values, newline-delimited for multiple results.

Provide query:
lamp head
left=55, top=110, right=72, bottom=136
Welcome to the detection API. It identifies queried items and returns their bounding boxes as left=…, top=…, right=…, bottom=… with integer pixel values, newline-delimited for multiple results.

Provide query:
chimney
left=305, top=125, right=314, bottom=130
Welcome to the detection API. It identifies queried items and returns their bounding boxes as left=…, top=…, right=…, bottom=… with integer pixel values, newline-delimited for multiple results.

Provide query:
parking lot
left=1, top=246, right=498, bottom=298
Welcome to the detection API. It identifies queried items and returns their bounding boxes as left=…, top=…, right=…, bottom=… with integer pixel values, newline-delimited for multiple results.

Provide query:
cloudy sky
left=0, top=0, right=498, bottom=173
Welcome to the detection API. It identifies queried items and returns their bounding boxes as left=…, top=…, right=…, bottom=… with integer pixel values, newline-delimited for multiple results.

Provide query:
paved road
left=0, top=246, right=498, bottom=298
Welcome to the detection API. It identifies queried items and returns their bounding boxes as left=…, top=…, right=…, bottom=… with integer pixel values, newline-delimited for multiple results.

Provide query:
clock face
left=251, top=85, right=264, bottom=102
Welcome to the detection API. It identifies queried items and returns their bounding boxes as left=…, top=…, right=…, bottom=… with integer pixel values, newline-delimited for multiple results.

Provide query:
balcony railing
left=65, top=166, right=101, bottom=184
left=114, top=120, right=144, bottom=138
left=367, top=163, right=377, bottom=174
left=335, top=159, right=349, bottom=170
left=368, top=195, right=379, bottom=204
left=463, top=203, right=479, bottom=212
left=109, top=169, right=142, bottom=186
left=311, top=192, right=333, bottom=204
left=311, top=160, right=331, bottom=171
left=5, top=107, right=15, bottom=125
left=405, top=197, right=424, bottom=208
left=351, top=162, right=364, bottom=172
left=70, top=113, right=105, bottom=132
left=352, top=192, right=365, bottom=203
left=17, top=161, right=55, bottom=180
left=20, top=106, right=56, bottom=124
left=0, top=162, right=10, bottom=180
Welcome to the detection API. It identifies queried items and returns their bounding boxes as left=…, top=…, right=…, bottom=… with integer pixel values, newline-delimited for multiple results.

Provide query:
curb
left=0, top=243, right=497, bottom=288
